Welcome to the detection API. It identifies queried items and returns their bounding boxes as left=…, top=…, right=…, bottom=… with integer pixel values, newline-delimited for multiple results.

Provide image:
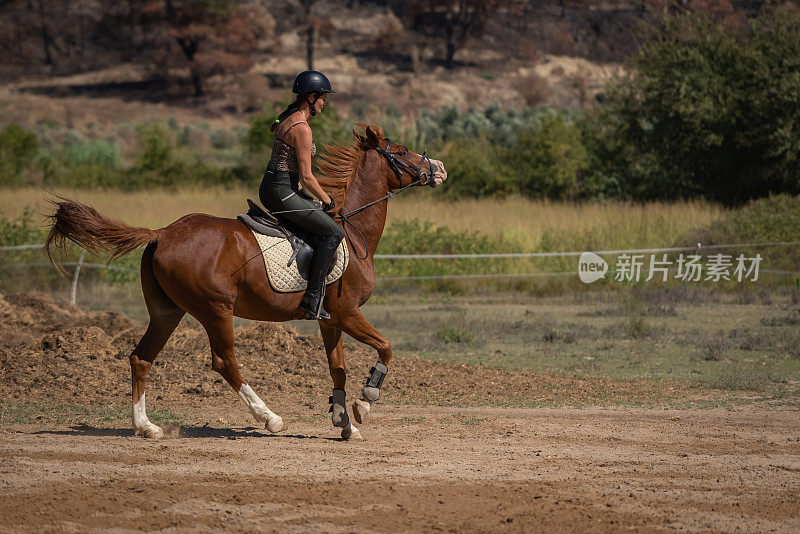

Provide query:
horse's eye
left=402, top=149, right=408, bottom=155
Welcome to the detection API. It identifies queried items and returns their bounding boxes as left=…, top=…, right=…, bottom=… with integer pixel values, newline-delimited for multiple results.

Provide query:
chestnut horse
left=45, top=124, right=446, bottom=440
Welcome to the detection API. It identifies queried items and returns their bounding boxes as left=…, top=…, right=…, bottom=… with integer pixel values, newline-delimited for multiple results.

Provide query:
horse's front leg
left=335, top=310, right=392, bottom=424
left=319, top=321, right=361, bottom=440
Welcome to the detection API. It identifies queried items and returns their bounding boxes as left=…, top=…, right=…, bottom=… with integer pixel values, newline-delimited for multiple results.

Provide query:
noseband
left=372, top=139, right=438, bottom=188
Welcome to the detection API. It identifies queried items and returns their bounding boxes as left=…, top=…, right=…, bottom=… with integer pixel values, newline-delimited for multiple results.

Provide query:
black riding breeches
left=259, top=170, right=345, bottom=244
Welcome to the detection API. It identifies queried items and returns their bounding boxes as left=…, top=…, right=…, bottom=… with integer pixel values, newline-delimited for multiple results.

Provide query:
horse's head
left=355, top=125, right=447, bottom=191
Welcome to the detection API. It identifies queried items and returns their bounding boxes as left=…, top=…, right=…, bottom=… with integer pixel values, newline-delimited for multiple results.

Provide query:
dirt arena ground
left=1, top=293, right=799, bottom=532
left=1, top=406, right=798, bottom=533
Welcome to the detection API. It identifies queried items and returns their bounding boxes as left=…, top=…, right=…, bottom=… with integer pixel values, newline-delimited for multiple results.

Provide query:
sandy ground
left=2, top=294, right=798, bottom=532
left=1, top=405, right=798, bottom=533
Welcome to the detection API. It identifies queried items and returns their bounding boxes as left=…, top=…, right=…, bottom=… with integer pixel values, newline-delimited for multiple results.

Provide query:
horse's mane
left=316, top=123, right=383, bottom=208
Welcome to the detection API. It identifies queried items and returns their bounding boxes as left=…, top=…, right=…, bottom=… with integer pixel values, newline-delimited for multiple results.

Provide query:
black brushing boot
left=299, top=234, right=341, bottom=320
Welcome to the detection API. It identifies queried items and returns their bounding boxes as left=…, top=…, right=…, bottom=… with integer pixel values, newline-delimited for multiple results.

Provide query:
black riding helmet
left=292, top=70, right=335, bottom=95
left=293, top=71, right=334, bottom=116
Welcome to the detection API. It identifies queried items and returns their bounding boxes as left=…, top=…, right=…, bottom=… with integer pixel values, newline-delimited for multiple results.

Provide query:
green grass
left=0, top=399, right=183, bottom=427
left=354, top=287, right=800, bottom=402
left=435, top=325, right=475, bottom=344
left=452, top=413, right=489, bottom=426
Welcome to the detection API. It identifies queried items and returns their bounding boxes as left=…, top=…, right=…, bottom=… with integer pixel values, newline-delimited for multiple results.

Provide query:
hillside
left=0, top=0, right=649, bottom=125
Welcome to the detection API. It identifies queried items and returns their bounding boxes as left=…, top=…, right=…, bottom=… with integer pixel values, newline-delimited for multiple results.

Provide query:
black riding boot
left=299, top=234, right=341, bottom=320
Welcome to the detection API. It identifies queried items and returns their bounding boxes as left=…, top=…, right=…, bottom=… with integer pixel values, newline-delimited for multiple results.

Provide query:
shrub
left=0, top=208, right=45, bottom=246
left=35, top=137, right=121, bottom=188
left=375, top=219, right=520, bottom=286
left=178, top=125, right=210, bottom=149
left=417, top=104, right=590, bottom=199
left=0, top=125, right=39, bottom=186
left=246, top=111, right=275, bottom=154
left=434, top=137, right=516, bottom=198
left=681, top=193, right=800, bottom=276
left=511, top=72, right=550, bottom=106
left=126, top=122, right=185, bottom=187
left=65, top=139, right=120, bottom=169
left=507, top=115, right=589, bottom=199
left=417, top=103, right=563, bottom=147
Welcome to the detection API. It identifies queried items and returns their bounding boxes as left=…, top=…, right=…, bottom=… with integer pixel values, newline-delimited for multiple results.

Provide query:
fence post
left=70, top=249, right=86, bottom=306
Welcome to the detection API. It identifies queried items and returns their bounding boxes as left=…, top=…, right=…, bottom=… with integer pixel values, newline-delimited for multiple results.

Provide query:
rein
left=335, top=139, right=436, bottom=260
left=268, top=139, right=436, bottom=260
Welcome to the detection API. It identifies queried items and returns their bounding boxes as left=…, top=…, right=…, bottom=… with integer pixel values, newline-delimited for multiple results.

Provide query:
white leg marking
left=238, top=384, right=283, bottom=433
left=341, top=421, right=362, bottom=441
left=132, top=393, right=164, bottom=439
left=352, top=398, right=372, bottom=424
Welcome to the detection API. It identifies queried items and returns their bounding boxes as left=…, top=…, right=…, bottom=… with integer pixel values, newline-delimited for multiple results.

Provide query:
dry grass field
left=2, top=186, right=725, bottom=251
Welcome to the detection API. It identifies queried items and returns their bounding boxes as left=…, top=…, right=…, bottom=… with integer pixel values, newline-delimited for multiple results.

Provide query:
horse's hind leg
left=131, top=313, right=183, bottom=438
left=131, top=244, right=185, bottom=439
left=319, top=322, right=361, bottom=440
left=200, top=311, right=284, bottom=433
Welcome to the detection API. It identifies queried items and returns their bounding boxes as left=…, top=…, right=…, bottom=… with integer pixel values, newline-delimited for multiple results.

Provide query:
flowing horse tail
left=45, top=197, right=158, bottom=273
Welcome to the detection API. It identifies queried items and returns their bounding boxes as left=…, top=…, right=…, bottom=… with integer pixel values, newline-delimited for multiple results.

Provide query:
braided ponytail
left=270, top=97, right=302, bottom=133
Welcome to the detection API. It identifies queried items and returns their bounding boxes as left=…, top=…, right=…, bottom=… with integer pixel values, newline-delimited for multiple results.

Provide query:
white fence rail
left=372, top=240, right=800, bottom=260
left=4, top=239, right=800, bottom=257
left=2, top=240, right=799, bottom=303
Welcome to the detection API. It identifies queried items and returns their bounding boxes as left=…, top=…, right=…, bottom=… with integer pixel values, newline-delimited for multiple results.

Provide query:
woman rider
left=259, top=70, right=345, bottom=320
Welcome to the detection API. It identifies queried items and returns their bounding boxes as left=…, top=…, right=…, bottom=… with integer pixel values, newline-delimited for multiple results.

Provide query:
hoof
left=134, top=424, right=164, bottom=439
left=341, top=425, right=362, bottom=440
left=332, top=409, right=350, bottom=428
left=352, top=399, right=371, bottom=424
left=266, top=415, right=284, bottom=433
left=363, top=386, right=380, bottom=402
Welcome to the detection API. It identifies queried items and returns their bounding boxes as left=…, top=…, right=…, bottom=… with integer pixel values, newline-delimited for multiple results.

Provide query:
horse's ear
left=353, top=123, right=371, bottom=145
left=365, top=125, right=383, bottom=145
left=352, top=129, right=366, bottom=144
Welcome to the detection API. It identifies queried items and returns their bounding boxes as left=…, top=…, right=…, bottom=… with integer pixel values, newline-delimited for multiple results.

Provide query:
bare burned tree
left=291, top=0, right=335, bottom=71
left=407, top=0, right=525, bottom=69
left=159, top=0, right=275, bottom=96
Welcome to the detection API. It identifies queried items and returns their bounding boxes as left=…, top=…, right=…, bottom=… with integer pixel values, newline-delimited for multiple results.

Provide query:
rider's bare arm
left=291, top=124, right=332, bottom=205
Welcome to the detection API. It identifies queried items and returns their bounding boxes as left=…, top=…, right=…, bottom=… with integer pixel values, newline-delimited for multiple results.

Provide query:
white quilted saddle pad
left=249, top=230, right=349, bottom=293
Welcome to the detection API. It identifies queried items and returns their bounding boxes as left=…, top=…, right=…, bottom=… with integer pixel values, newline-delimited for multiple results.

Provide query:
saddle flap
left=239, top=199, right=293, bottom=240
left=247, top=198, right=278, bottom=224
left=237, top=214, right=285, bottom=239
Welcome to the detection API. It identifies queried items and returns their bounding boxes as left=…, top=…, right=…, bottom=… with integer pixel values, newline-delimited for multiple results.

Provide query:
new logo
left=578, top=252, right=607, bottom=283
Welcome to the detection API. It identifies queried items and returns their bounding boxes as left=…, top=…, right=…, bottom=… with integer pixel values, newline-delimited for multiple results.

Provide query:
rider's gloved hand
left=322, top=198, right=336, bottom=213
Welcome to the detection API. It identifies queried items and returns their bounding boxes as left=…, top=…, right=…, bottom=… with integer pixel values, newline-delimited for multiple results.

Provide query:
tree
left=158, top=0, right=275, bottom=96
left=0, top=0, right=153, bottom=71
left=287, top=0, right=335, bottom=71
left=406, top=0, right=525, bottom=69
left=586, top=4, right=800, bottom=205
left=646, top=0, right=747, bottom=25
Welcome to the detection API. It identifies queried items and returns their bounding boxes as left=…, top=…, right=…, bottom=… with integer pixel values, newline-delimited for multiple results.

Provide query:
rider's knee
left=323, top=225, right=344, bottom=245
left=330, top=224, right=345, bottom=243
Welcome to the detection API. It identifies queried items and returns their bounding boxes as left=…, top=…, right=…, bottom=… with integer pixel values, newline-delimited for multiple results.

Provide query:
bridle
left=335, top=138, right=438, bottom=259
left=373, top=139, right=438, bottom=188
